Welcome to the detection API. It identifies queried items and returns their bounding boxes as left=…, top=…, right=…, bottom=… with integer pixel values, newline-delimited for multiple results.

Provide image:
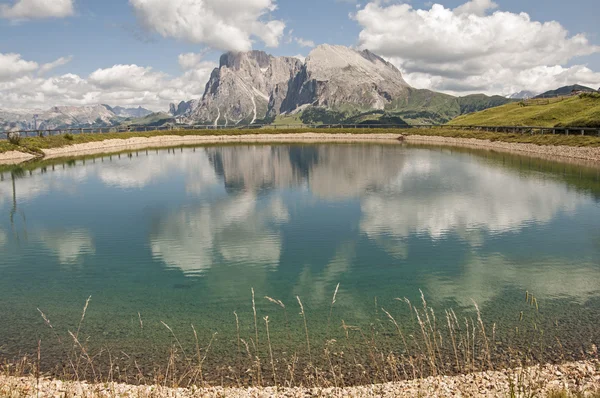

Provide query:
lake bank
left=2, top=360, right=598, bottom=397
left=1, top=128, right=600, bottom=164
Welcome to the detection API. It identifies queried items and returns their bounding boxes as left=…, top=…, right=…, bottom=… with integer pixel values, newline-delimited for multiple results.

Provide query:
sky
left=0, top=0, right=599, bottom=111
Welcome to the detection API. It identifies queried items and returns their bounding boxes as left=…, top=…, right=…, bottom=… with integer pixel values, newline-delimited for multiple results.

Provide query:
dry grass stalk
left=263, top=316, right=276, bottom=385
left=296, top=296, right=311, bottom=362
left=327, top=283, right=340, bottom=336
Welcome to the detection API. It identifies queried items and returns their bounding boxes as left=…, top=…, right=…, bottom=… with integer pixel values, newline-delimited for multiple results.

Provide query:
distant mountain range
left=105, top=105, right=153, bottom=118
left=0, top=105, right=153, bottom=131
left=169, top=45, right=515, bottom=126
left=507, top=90, right=539, bottom=100
left=2, top=46, right=597, bottom=132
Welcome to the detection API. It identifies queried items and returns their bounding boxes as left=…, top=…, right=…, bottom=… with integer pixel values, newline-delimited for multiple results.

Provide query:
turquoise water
left=0, top=143, right=599, bottom=382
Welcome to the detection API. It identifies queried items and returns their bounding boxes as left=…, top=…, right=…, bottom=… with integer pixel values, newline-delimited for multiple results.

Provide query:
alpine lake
left=1, top=142, right=599, bottom=386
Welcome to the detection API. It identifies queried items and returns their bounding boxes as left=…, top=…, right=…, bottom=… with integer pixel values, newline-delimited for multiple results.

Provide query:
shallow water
left=0, top=143, right=599, bottom=381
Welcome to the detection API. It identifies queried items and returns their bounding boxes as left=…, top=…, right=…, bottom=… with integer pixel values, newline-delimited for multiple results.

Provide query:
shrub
left=579, top=92, right=600, bottom=99
left=64, top=133, right=74, bottom=141
left=7, top=132, right=21, bottom=145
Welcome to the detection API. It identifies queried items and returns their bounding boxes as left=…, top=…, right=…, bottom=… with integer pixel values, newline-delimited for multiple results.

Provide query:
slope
left=449, top=94, right=600, bottom=127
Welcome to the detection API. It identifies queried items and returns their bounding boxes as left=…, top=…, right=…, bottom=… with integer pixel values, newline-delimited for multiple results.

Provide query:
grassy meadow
left=450, top=94, right=600, bottom=128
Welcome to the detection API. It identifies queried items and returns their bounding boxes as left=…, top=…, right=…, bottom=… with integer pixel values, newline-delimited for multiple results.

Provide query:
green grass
left=271, top=113, right=306, bottom=126
left=0, top=141, right=20, bottom=153
left=449, top=95, right=600, bottom=127
left=2, top=127, right=600, bottom=156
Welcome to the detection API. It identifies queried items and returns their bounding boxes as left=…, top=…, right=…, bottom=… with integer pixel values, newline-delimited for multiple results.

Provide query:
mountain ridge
left=0, top=104, right=153, bottom=131
left=175, top=45, right=514, bottom=126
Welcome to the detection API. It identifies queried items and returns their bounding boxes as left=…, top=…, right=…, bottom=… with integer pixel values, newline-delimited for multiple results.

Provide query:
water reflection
left=360, top=151, right=588, bottom=240
left=0, top=144, right=599, bottom=310
left=98, top=149, right=219, bottom=191
left=427, top=254, right=600, bottom=307
left=207, top=145, right=405, bottom=198
left=150, top=194, right=287, bottom=276
left=37, top=229, right=95, bottom=266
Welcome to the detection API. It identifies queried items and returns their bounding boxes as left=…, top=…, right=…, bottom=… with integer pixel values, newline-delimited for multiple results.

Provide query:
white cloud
left=295, top=37, right=315, bottom=48
left=453, top=0, right=497, bottom=17
left=0, top=0, right=74, bottom=19
left=0, top=52, right=217, bottom=111
left=354, top=1, right=600, bottom=95
left=89, top=64, right=166, bottom=91
left=129, top=0, right=286, bottom=52
left=0, top=53, right=38, bottom=81
left=39, top=56, right=73, bottom=75
left=178, top=52, right=204, bottom=70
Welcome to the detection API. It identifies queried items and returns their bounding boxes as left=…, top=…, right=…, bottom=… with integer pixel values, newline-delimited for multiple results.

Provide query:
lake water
left=1, top=143, right=599, bottom=384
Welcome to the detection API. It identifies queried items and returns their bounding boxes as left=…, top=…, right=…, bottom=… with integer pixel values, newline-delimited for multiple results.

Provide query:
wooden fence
left=2, top=123, right=600, bottom=139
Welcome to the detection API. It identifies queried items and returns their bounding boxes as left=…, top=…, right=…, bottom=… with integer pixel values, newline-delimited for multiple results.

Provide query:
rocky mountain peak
left=182, top=45, right=414, bottom=125
left=219, top=50, right=272, bottom=70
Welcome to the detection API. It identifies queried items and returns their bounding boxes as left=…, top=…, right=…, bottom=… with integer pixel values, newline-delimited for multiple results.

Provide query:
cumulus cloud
left=354, top=0, right=600, bottom=95
left=178, top=52, right=205, bottom=70
left=0, top=53, right=38, bottom=81
left=0, top=52, right=217, bottom=111
left=0, top=0, right=74, bottom=19
left=129, top=0, right=285, bottom=52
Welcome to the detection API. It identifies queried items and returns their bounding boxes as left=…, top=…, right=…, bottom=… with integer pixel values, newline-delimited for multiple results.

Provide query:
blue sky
left=1, top=0, right=599, bottom=110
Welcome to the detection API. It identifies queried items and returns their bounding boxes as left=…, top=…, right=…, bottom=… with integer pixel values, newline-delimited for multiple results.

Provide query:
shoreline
left=2, top=360, right=598, bottom=397
left=0, top=132, right=598, bottom=165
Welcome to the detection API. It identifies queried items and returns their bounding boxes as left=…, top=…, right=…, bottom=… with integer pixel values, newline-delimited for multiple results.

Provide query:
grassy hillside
left=449, top=94, right=600, bottom=127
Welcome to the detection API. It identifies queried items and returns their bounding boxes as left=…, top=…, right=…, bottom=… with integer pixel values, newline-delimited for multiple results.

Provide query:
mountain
left=449, top=94, right=600, bottom=127
left=535, top=85, right=596, bottom=99
left=277, top=45, right=411, bottom=115
left=0, top=104, right=122, bottom=131
left=0, top=104, right=156, bottom=131
left=108, top=106, right=153, bottom=118
left=178, top=45, right=513, bottom=126
left=508, top=90, right=538, bottom=99
left=189, top=51, right=303, bottom=125
left=169, top=99, right=199, bottom=117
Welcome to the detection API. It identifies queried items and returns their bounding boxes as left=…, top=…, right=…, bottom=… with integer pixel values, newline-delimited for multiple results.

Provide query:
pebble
left=1, top=360, right=598, bottom=397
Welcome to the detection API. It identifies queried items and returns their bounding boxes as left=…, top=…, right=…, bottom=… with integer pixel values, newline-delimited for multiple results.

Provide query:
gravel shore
left=1, top=360, right=598, bottom=397
left=39, top=133, right=402, bottom=159
left=0, top=150, right=36, bottom=165
left=0, top=133, right=599, bottom=164
left=405, top=134, right=600, bottom=162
